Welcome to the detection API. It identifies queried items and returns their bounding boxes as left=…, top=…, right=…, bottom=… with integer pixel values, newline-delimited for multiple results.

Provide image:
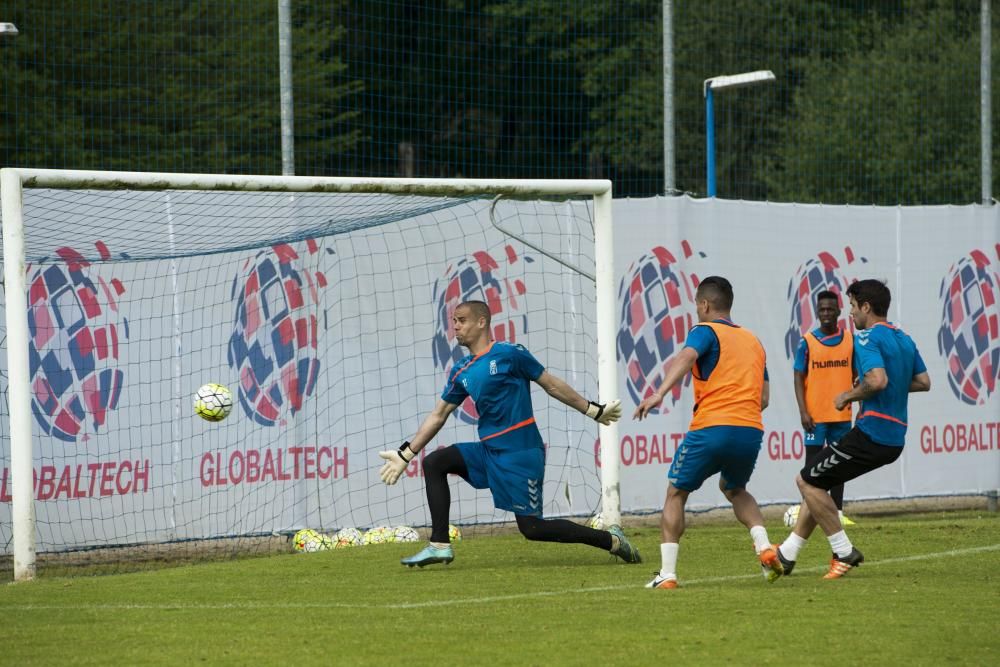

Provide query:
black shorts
left=799, top=426, right=902, bottom=491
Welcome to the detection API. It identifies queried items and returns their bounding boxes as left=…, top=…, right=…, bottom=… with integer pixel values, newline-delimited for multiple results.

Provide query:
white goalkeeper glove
left=378, top=441, right=415, bottom=485
left=586, top=399, right=622, bottom=425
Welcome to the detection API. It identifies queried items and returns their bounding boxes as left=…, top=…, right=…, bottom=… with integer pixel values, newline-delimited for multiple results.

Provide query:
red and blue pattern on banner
left=938, top=246, right=1000, bottom=405
left=228, top=241, right=326, bottom=426
left=432, top=245, right=529, bottom=425
left=783, top=247, right=867, bottom=360
left=617, top=243, right=703, bottom=415
left=27, top=243, right=127, bottom=442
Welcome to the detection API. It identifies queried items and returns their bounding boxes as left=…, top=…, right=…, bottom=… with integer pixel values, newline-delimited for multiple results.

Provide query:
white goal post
left=1, top=168, right=621, bottom=581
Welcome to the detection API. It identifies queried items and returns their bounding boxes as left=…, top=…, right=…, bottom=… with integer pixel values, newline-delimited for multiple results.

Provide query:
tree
left=763, top=1, right=995, bottom=204
left=0, top=0, right=362, bottom=175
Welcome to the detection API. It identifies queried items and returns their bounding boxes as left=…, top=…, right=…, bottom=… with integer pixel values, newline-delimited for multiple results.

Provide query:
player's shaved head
left=695, top=276, right=734, bottom=312
left=459, top=300, right=491, bottom=326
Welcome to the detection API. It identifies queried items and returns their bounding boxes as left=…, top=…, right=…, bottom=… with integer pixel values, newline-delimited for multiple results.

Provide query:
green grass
left=2, top=511, right=998, bottom=666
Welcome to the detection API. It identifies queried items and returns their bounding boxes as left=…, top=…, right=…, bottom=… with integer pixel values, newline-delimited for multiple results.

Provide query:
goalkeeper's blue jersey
left=441, top=341, right=544, bottom=448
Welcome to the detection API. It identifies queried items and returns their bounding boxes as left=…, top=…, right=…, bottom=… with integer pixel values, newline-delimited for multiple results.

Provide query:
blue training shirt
left=684, top=319, right=770, bottom=382
left=441, top=341, right=545, bottom=445
left=793, top=327, right=849, bottom=373
left=853, top=322, right=927, bottom=446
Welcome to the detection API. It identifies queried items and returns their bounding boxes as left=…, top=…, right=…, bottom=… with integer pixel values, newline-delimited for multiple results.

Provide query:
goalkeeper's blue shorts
left=668, top=425, right=763, bottom=492
left=456, top=430, right=545, bottom=517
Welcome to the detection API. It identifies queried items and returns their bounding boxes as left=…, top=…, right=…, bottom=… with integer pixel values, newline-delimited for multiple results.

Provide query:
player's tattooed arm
left=834, top=368, right=887, bottom=410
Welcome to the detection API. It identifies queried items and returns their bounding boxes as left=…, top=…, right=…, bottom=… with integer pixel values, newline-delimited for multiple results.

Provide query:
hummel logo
left=811, top=358, right=850, bottom=369
left=461, top=378, right=468, bottom=388
left=810, top=455, right=841, bottom=477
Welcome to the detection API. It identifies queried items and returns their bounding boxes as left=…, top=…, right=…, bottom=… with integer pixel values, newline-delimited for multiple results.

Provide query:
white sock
left=749, top=525, right=771, bottom=554
left=429, top=541, right=450, bottom=549
left=779, top=532, right=808, bottom=561
left=659, top=542, right=679, bottom=579
left=827, top=530, right=853, bottom=559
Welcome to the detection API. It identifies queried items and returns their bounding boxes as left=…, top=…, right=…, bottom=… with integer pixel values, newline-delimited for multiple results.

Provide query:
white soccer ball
left=587, top=513, right=606, bottom=530
left=362, top=526, right=394, bottom=545
left=393, top=526, right=420, bottom=543
left=783, top=504, right=800, bottom=528
left=293, top=528, right=332, bottom=553
left=194, top=383, right=234, bottom=422
left=333, top=527, right=363, bottom=548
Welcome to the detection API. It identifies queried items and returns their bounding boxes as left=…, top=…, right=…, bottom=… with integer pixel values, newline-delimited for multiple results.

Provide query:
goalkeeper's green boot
left=401, top=543, right=454, bottom=568
left=608, top=525, right=642, bottom=564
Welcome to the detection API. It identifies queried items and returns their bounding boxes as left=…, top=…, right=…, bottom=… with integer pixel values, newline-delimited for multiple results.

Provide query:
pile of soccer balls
left=292, top=524, right=462, bottom=553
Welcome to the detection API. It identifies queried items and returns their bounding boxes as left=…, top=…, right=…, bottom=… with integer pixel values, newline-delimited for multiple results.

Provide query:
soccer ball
left=293, top=528, right=332, bottom=553
left=194, top=383, right=233, bottom=422
left=333, top=527, right=363, bottom=548
left=448, top=524, right=462, bottom=542
left=393, top=526, right=420, bottom=543
left=587, top=513, right=606, bottom=530
left=362, top=526, right=394, bottom=545
left=783, top=504, right=800, bottom=528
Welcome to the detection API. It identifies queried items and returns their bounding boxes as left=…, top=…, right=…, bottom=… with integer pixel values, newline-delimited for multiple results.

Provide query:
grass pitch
left=1, top=511, right=997, bottom=666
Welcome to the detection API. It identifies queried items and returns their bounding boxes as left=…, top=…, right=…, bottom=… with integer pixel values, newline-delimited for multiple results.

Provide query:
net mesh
left=0, top=187, right=601, bottom=573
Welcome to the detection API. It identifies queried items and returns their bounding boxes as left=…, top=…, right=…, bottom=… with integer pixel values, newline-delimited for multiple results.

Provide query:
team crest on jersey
left=489, top=360, right=498, bottom=375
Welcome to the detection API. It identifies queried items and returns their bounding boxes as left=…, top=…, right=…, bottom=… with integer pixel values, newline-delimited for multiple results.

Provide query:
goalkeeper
left=378, top=300, right=641, bottom=567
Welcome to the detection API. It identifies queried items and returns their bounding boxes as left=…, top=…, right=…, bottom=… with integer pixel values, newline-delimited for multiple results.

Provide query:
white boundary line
left=4, top=543, right=999, bottom=611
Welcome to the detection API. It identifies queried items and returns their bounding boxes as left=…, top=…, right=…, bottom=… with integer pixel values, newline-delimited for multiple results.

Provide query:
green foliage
left=0, top=1, right=995, bottom=202
left=0, top=512, right=997, bottom=665
left=0, top=0, right=362, bottom=175
left=763, top=2, right=997, bottom=204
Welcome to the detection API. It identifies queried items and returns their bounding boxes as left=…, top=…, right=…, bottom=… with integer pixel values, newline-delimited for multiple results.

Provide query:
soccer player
left=633, top=276, right=782, bottom=589
left=792, top=289, right=857, bottom=526
left=777, top=279, right=930, bottom=579
left=377, top=300, right=642, bottom=567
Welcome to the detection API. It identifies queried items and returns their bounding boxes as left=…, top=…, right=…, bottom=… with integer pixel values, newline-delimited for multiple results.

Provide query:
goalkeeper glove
left=586, top=399, right=622, bottom=425
left=378, top=441, right=415, bottom=485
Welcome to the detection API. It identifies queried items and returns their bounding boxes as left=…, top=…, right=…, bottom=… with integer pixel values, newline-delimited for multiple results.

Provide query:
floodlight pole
left=703, top=70, right=775, bottom=198
left=278, top=1, right=295, bottom=176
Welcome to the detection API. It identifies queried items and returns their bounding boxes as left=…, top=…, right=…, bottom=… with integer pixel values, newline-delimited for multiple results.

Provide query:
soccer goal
left=0, top=168, right=620, bottom=581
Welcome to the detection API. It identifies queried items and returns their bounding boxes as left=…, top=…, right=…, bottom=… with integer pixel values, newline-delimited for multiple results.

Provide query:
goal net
left=0, top=170, right=618, bottom=579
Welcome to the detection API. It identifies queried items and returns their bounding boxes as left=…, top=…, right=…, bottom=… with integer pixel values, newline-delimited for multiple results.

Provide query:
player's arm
left=534, top=370, right=622, bottom=425
left=791, top=338, right=814, bottom=430
left=793, top=371, right=813, bottom=430
left=909, top=348, right=931, bottom=393
left=633, top=346, right=699, bottom=420
left=761, top=379, right=770, bottom=411
left=834, top=367, right=887, bottom=411
left=407, top=399, right=460, bottom=454
left=909, top=371, right=931, bottom=393
left=378, top=399, right=459, bottom=485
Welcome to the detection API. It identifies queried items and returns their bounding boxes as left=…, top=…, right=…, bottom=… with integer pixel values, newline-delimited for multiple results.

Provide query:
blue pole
left=706, top=87, right=716, bottom=197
